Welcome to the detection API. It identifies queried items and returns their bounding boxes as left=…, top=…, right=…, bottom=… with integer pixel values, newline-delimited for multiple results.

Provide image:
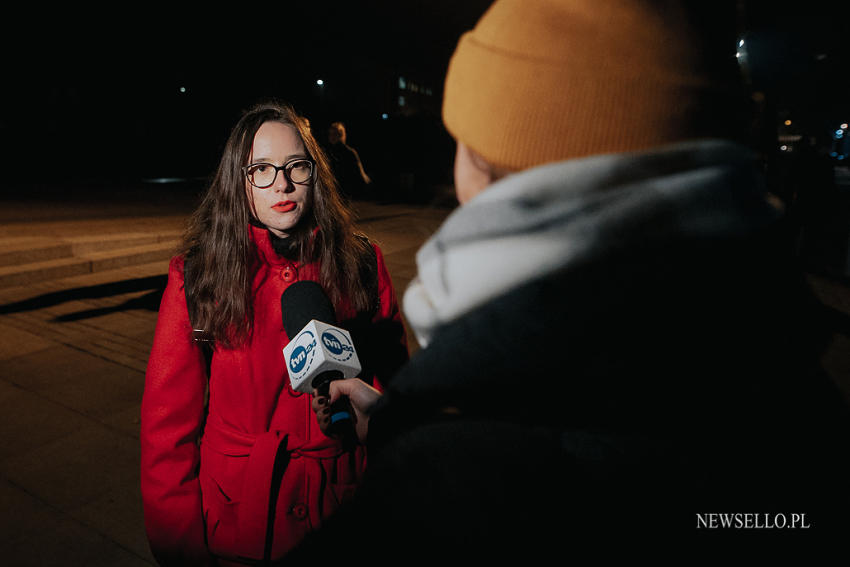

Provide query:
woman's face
left=245, top=121, right=313, bottom=238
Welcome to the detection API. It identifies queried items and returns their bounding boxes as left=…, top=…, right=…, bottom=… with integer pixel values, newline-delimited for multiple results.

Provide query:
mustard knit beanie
left=442, top=0, right=743, bottom=170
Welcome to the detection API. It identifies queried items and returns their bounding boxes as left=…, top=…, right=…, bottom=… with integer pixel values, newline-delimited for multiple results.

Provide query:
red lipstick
left=272, top=201, right=296, bottom=213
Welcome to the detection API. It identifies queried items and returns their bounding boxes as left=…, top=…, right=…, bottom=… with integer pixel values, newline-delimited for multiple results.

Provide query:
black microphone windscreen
left=281, top=281, right=337, bottom=339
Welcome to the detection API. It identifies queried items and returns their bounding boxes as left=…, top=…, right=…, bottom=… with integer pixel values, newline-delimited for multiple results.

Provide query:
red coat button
left=281, top=265, right=297, bottom=282
left=291, top=503, right=308, bottom=519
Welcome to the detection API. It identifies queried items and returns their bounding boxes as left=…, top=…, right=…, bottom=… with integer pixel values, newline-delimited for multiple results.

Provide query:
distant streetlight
left=381, top=113, right=388, bottom=120
left=784, top=120, right=792, bottom=126
left=736, top=39, right=747, bottom=62
left=316, top=79, right=324, bottom=86
left=179, top=87, right=187, bottom=93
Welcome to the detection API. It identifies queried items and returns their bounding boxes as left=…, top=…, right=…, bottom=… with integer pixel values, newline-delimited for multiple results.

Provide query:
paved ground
left=0, top=184, right=848, bottom=565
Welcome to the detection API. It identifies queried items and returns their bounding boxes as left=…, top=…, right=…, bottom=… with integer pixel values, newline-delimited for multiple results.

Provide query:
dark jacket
left=290, top=225, right=850, bottom=560
left=328, top=142, right=369, bottom=200
left=290, top=141, right=850, bottom=560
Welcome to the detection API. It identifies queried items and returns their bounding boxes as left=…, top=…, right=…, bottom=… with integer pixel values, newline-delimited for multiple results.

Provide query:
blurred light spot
left=381, top=113, right=389, bottom=120
left=316, top=79, right=324, bottom=86
left=143, top=177, right=190, bottom=184
left=784, top=120, right=792, bottom=126
left=180, top=87, right=187, bottom=93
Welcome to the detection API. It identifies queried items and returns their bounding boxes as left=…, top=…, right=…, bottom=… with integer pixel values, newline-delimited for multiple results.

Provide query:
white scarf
left=403, top=140, right=782, bottom=347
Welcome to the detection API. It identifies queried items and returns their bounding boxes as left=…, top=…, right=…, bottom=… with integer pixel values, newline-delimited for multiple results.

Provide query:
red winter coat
left=141, top=225, right=407, bottom=565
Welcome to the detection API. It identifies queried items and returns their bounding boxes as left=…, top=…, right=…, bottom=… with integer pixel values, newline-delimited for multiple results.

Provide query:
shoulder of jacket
left=168, top=254, right=187, bottom=279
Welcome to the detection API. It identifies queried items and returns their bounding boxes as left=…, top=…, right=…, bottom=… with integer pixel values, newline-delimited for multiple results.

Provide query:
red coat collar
left=249, top=224, right=291, bottom=267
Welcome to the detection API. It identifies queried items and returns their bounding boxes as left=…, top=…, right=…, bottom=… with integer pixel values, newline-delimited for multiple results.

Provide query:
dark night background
left=1, top=0, right=848, bottom=240
left=0, top=1, right=496, bottom=203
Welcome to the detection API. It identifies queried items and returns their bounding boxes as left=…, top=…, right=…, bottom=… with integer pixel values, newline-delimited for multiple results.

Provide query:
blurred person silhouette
left=327, top=121, right=372, bottom=201
left=293, top=0, right=850, bottom=559
left=140, top=101, right=408, bottom=566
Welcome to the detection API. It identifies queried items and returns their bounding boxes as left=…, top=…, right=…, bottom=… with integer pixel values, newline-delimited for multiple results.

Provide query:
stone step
left=0, top=241, right=179, bottom=289
left=0, top=237, right=74, bottom=267
left=67, top=232, right=182, bottom=256
left=0, top=232, right=182, bottom=267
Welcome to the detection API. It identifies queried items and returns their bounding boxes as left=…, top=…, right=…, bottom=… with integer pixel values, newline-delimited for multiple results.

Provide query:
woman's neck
left=268, top=229, right=299, bottom=260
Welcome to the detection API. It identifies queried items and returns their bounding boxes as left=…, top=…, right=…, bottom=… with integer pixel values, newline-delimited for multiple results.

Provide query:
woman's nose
left=274, top=172, right=294, bottom=193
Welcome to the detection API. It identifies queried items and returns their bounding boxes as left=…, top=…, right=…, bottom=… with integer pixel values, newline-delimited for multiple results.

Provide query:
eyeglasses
left=243, top=158, right=314, bottom=188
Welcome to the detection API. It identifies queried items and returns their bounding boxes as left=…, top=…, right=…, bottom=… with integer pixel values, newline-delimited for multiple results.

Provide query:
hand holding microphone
left=281, top=281, right=362, bottom=444
left=311, top=379, right=382, bottom=444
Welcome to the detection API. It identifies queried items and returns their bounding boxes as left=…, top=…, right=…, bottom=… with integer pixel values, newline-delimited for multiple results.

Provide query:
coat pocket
left=200, top=443, right=246, bottom=556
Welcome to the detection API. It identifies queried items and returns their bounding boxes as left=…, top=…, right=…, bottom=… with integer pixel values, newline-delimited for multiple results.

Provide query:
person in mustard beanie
left=442, top=0, right=747, bottom=171
left=291, top=0, right=850, bottom=559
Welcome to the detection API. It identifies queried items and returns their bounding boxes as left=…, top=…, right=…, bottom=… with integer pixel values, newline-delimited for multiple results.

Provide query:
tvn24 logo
left=289, top=332, right=316, bottom=374
left=321, top=330, right=355, bottom=361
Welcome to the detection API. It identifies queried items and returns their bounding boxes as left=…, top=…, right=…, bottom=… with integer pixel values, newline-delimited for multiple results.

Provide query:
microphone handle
left=314, top=373, right=357, bottom=446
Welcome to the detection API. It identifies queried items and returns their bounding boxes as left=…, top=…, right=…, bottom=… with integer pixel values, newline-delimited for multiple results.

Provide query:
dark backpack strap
left=183, top=254, right=214, bottom=377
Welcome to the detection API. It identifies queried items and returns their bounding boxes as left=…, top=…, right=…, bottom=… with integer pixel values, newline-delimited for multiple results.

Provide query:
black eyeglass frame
left=242, top=158, right=315, bottom=188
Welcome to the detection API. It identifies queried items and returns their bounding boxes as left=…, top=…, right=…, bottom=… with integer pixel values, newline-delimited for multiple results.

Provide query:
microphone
left=281, top=281, right=361, bottom=439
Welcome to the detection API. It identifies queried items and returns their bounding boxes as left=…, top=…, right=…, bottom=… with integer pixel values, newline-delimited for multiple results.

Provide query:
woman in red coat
left=140, top=101, right=408, bottom=566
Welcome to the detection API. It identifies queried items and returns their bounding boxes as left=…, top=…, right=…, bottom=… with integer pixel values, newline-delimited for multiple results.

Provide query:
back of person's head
left=329, top=121, right=347, bottom=144
left=443, top=0, right=746, bottom=171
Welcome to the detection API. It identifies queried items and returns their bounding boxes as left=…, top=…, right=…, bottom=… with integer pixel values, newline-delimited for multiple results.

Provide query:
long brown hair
left=181, top=100, right=374, bottom=348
